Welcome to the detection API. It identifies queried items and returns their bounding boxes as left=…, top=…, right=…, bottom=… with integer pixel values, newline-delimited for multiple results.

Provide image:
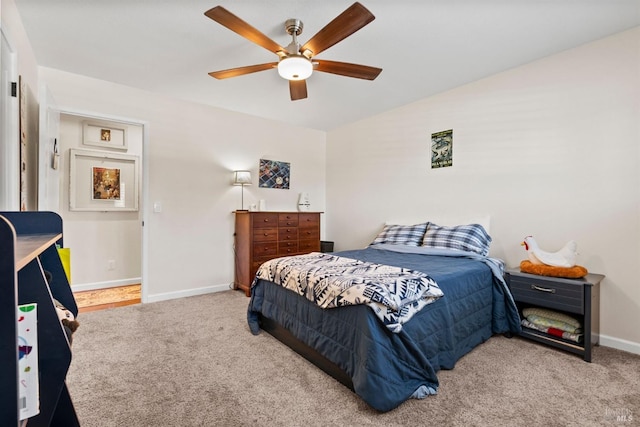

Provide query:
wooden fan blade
left=289, top=80, right=308, bottom=101
left=209, top=63, right=278, bottom=79
left=300, top=2, right=375, bottom=57
left=205, top=6, right=285, bottom=54
left=314, top=60, right=382, bottom=80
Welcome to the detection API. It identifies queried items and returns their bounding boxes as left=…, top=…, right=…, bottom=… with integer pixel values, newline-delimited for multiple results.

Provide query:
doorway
left=53, top=110, right=148, bottom=303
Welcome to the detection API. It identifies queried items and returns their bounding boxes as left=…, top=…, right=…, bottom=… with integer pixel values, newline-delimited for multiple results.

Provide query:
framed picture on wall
left=82, top=119, right=128, bottom=150
left=431, top=129, right=453, bottom=169
left=259, top=159, right=290, bottom=189
left=69, top=148, right=139, bottom=211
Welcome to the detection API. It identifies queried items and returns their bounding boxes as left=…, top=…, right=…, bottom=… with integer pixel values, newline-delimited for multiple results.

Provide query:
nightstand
left=505, top=269, right=604, bottom=362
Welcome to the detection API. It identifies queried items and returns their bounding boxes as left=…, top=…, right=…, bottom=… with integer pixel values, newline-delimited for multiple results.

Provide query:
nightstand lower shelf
left=519, top=327, right=587, bottom=357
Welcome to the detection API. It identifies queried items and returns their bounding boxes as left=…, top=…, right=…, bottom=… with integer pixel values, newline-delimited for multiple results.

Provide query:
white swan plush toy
left=521, top=236, right=578, bottom=268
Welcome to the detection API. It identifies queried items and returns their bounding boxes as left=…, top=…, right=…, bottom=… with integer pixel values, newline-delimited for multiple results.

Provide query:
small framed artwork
left=259, top=159, right=290, bottom=189
left=69, top=148, right=139, bottom=211
left=82, top=119, right=128, bottom=150
left=92, top=167, right=121, bottom=200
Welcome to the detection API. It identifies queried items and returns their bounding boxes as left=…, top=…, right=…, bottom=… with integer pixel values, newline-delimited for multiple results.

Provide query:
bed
left=247, top=221, right=521, bottom=412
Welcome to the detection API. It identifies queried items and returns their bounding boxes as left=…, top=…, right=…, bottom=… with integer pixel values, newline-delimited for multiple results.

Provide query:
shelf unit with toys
left=0, top=211, right=80, bottom=426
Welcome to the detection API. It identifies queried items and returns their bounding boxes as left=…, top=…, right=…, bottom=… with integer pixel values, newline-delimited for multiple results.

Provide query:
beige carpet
left=66, top=290, right=639, bottom=427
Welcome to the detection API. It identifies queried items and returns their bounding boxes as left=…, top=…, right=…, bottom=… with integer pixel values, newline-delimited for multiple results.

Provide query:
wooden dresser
left=234, top=211, right=322, bottom=296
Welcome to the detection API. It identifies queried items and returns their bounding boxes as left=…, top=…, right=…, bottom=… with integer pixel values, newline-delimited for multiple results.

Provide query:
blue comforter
left=247, top=247, right=521, bottom=412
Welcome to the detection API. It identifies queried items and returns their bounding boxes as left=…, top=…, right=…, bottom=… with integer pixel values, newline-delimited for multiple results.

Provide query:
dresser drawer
left=252, top=242, right=277, bottom=257
left=253, top=227, right=278, bottom=242
left=278, top=213, right=298, bottom=227
left=278, top=226, right=298, bottom=241
left=278, top=241, right=299, bottom=255
left=252, top=213, right=279, bottom=228
left=299, top=239, right=320, bottom=253
left=298, top=227, right=319, bottom=240
left=299, top=213, right=319, bottom=228
left=251, top=258, right=272, bottom=278
left=509, top=275, right=584, bottom=314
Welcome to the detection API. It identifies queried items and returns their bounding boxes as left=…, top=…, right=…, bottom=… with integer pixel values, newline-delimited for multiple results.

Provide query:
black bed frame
left=259, top=314, right=355, bottom=391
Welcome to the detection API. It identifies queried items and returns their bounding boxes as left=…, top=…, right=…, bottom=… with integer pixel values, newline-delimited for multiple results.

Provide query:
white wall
left=326, top=27, right=640, bottom=352
left=40, top=67, right=326, bottom=301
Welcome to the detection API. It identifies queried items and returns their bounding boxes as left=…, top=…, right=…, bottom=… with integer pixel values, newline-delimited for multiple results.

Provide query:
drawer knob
left=531, top=284, right=556, bottom=293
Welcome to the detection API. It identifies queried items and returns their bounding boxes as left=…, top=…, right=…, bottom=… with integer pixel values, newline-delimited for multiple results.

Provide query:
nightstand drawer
left=509, top=276, right=584, bottom=314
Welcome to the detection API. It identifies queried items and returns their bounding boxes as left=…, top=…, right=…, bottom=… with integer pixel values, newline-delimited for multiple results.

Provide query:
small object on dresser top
left=297, top=192, right=310, bottom=212
left=520, top=260, right=588, bottom=278
left=521, top=236, right=578, bottom=267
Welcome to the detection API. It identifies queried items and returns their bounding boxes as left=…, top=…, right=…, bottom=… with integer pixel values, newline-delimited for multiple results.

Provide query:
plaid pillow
left=370, top=223, right=429, bottom=247
left=422, top=223, right=491, bottom=256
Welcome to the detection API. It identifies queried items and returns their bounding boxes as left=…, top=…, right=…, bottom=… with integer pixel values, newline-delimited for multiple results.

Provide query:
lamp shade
left=277, top=56, right=313, bottom=81
left=233, top=170, right=252, bottom=186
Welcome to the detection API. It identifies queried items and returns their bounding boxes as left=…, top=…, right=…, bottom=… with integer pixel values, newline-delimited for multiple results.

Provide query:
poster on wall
left=259, top=159, right=290, bottom=189
left=431, top=129, right=453, bottom=169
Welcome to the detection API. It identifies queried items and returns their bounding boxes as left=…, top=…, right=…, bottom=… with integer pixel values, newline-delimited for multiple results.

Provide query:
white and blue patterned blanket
left=254, top=252, right=444, bottom=333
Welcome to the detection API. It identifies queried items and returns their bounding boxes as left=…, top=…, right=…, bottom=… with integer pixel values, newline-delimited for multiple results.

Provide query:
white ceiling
left=13, top=0, right=640, bottom=131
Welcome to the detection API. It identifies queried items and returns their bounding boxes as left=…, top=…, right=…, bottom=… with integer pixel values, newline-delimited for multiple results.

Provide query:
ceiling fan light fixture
left=277, top=55, right=313, bottom=81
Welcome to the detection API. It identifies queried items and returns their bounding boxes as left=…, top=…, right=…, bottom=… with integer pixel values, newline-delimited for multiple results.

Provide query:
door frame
left=0, top=28, right=20, bottom=211
left=53, top=107, right=150, bottom=303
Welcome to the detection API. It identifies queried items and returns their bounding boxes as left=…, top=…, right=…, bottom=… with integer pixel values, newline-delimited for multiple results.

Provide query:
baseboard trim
left=145, top=283, right=232, bottom=303
left=600, top=334, right=640, bottom=356
left=71, top=278, right=141, bottom=292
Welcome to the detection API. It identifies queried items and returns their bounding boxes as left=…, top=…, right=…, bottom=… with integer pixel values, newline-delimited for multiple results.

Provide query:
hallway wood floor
left=74, top=284, right=141, bottom=313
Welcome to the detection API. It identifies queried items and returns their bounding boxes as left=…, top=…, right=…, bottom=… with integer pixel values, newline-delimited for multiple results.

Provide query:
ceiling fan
left=204, top=2, right=382, bottom=101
